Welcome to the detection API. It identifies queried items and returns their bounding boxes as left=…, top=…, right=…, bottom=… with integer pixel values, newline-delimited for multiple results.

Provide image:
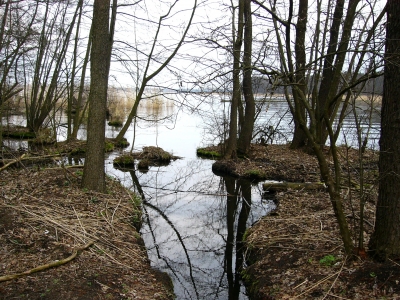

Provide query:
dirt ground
left=1, top=141, right=400, bottom=300
left=213, top=144, right=400, bottom=300
left=0, top=156, right=174, bottom=299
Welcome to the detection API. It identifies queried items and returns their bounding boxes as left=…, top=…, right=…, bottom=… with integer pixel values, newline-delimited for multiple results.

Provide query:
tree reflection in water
left=114, top=158, right=275, bottom=300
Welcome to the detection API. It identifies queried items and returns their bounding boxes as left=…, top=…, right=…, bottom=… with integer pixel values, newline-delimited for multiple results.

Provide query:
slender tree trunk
left=224, top=0, right=244, bottom=159
left=115, top=1, right=197, bottom=142
left=315, top=0, right=359, bottom=146
left=290, top=0, right=308, bottom=149
left=369, top=1, right=400, bottom=261
left=67, top=0, right=84, bottom=139
left=82, top=0, right=115, bottom=192
left=71, top=26, right=92, bottom=140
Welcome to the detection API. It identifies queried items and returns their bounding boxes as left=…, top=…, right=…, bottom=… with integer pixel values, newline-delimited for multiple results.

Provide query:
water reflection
left=109, top=157, right=275, bottom=299
left=2, top=94, right=381, bottom=298
left=224, top=177, right=252, bottom=300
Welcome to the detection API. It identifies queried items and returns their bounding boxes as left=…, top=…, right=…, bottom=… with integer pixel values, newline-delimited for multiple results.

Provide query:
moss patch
left=196, top=147, right=222, bottom=159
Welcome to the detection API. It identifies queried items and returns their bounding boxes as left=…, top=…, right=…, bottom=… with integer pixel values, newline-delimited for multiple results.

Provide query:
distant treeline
left=252, top=74, right=384, bottom=95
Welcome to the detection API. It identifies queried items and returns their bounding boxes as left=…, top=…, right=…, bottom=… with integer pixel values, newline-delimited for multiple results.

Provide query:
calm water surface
left=105, top=97, right=276, bottom=299
left=2, top=94, right=380, bottom=299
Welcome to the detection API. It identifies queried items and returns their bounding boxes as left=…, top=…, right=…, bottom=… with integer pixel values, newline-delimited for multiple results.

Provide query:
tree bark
left=224, top=0, right=244, bottom=159
left=237, top=0, right=255, bottom=156
left=82, top=0, right=115, bottom=192
left=290, top=0, right=308, bottom=149
left=369, top=1, right=400, bottom=261
left=315, top=0, right=360, bottom=146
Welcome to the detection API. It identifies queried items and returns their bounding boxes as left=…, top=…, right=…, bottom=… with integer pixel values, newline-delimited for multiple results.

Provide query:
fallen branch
left=0, top=154, right=26, bottom=172
left=0, top=241, right=94, bottom=282
left=263, top=182, right=326, bottom=192
left=0, top=154, right=62, bottom=172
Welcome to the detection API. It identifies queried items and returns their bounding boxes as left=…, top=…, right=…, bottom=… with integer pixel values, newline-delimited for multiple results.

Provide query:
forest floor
left=1, top=138, right=400, bottom=299
left=0, top=143, right=174, bottom=299
left=206, top=143, right=400, bottom=300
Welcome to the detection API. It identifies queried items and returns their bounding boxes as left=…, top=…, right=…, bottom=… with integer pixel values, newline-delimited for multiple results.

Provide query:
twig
left=73, top=206, right=88, bottom=237
left=322, top=257, right=346, bottom=299
left=294, top=279, right=308, bottom=289
left=0, top=241, right=94, bottom=282
left=327, top=293, right=351, bottom=299
left=389, top=258, right=400, bottom=267
left=0, top=154, right=26, bottom=172
left=294, top=271, right=341, bottom=299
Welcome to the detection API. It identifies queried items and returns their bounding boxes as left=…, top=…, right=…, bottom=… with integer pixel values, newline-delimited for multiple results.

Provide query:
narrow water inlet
left=108, top=157, right=276, bottom=299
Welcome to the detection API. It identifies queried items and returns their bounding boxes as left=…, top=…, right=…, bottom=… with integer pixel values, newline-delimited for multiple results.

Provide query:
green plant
left=115, top=138, right=130, bottom=148
left=75, top=170, right=83, bottom=176
left=104, top=141, right=114, bottom=152
left=241, top=269, right=259, bottom=295
left=131, top=193, right=142, bottom=208
left=319, top=254, right=336, bottom=267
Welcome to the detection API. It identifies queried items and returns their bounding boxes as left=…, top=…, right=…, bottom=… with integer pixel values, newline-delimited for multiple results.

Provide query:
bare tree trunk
left=315, top=0, right=359, bottom=146
left=290, top=0, right=308, bottom=149
left=369, top=1, right=400, bottom=261
left=82, top=0, right=116, bottom=192
left=71, top=26, right=92, bottom=140
left=67, top=0, right=84, bottom=139
left=224, top=0, right=244, bottom=159
left=237, top=0, right=255, bottom=157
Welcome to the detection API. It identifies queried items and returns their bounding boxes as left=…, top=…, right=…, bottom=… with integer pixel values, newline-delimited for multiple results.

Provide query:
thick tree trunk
left=369, top=1, right=400, bottom=261
left=237, top=0, right=255, bottom=156
left=82, top=0, right=114, bottom=192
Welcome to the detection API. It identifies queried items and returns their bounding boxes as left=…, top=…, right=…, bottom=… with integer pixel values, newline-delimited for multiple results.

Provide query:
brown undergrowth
left=235, top=144, right=400, bottom=299
left=0, top=167, right=173, bottom=299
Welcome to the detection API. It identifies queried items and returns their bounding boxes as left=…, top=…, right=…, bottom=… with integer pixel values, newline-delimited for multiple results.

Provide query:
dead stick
left=0, top=154, right=26, bottom=172
left=0, top=241, right=94, bottom=282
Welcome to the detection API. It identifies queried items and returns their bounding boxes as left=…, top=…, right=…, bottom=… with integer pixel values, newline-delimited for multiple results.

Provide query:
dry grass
left=241, top=145, right=400, bottom=300
left=0, top=167, right=174, bottom=299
